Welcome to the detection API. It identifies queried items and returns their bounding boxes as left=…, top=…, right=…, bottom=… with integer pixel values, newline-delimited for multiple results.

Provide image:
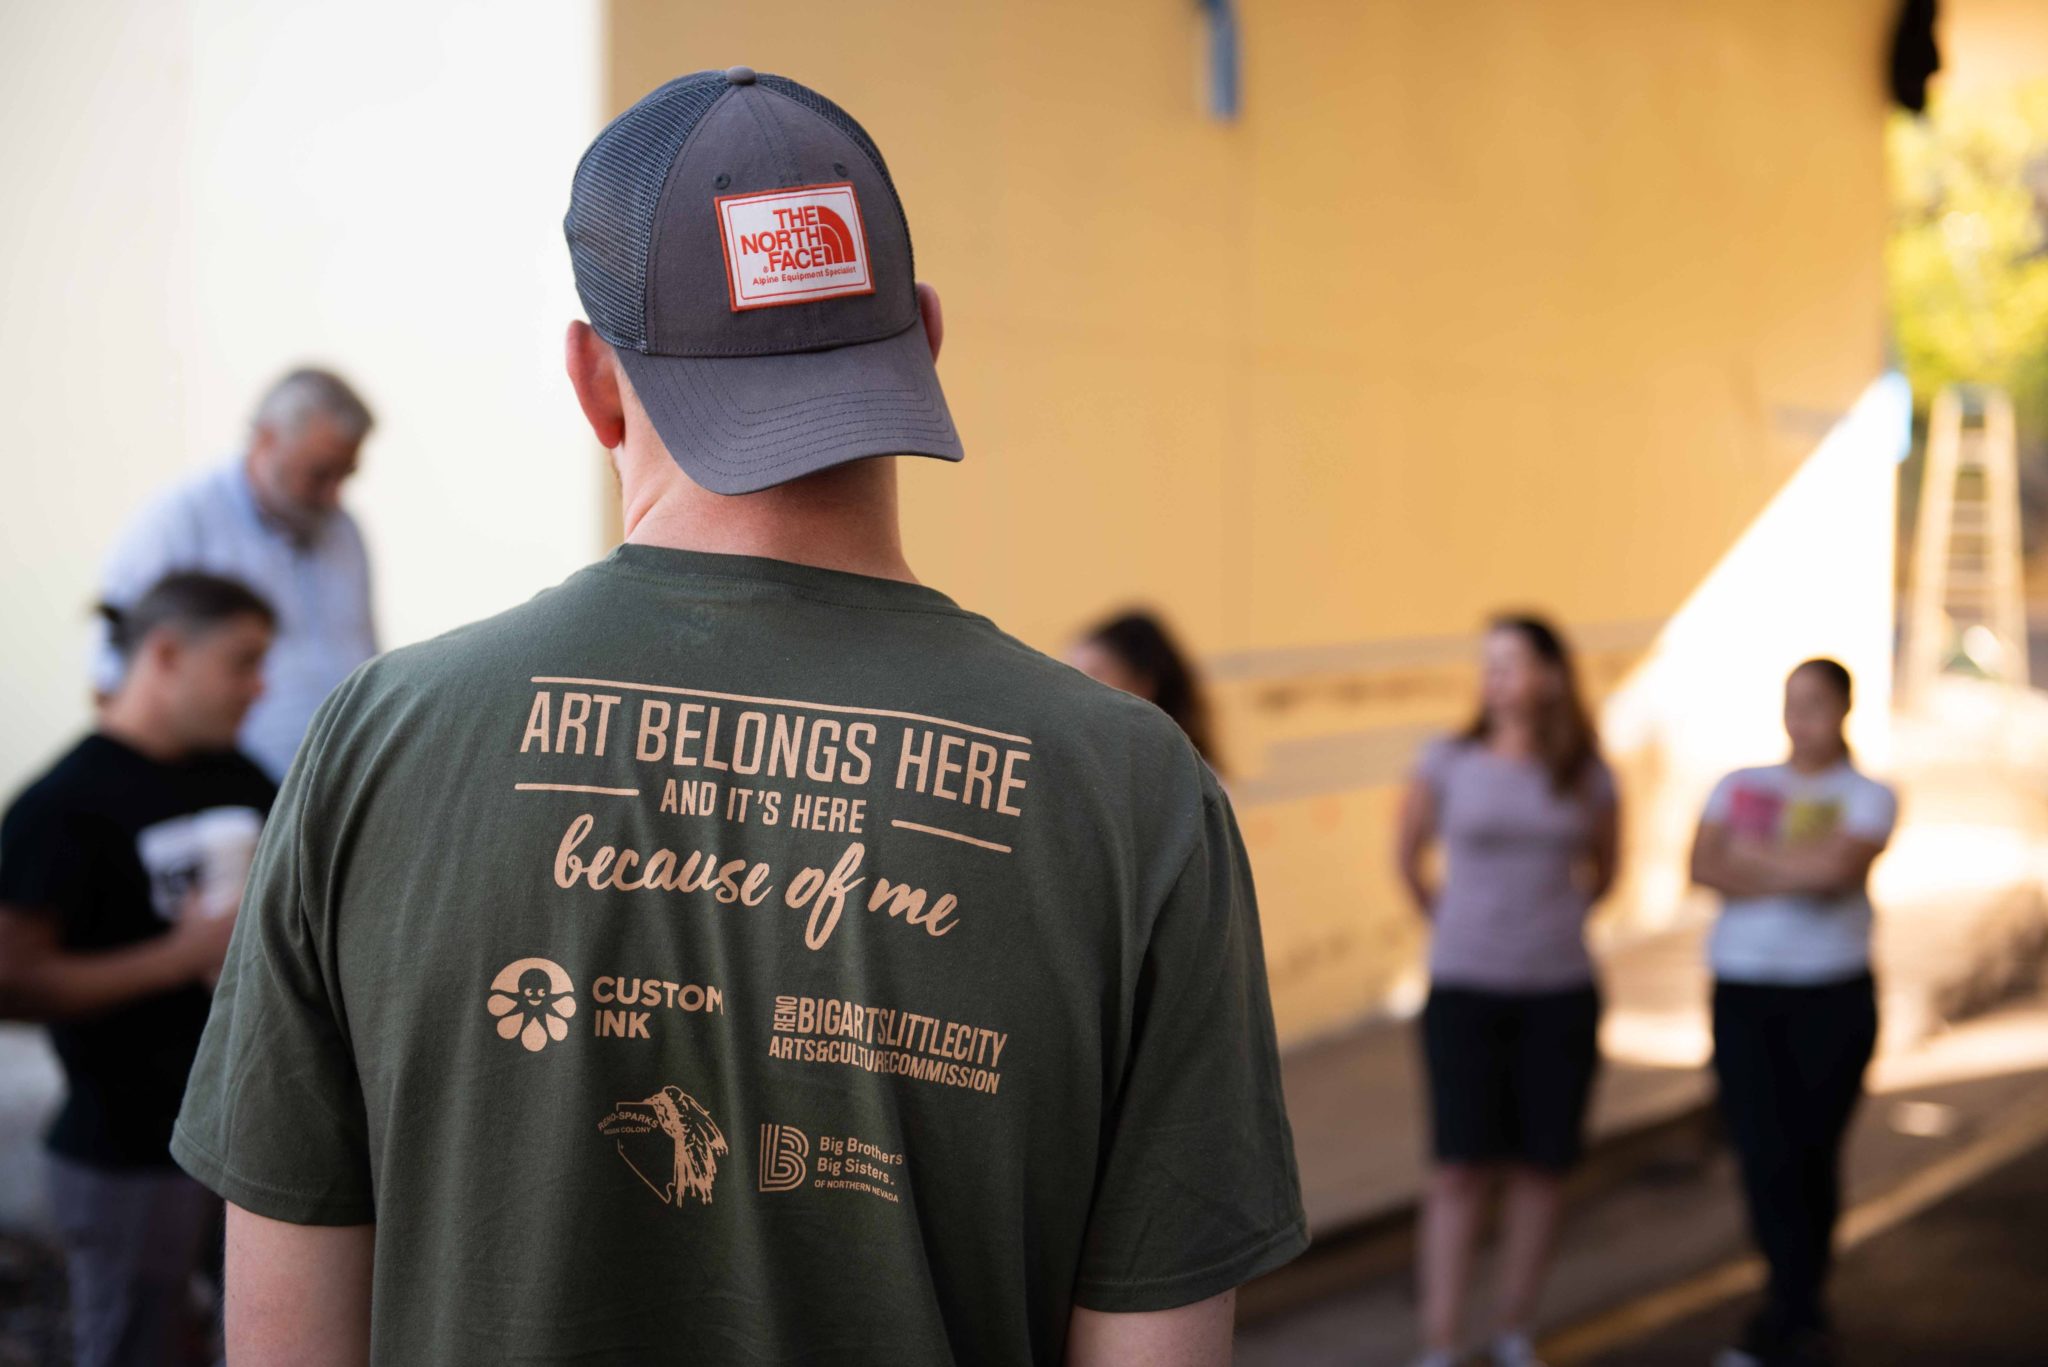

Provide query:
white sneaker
left=1491, top=1332, right=1547, bottom=1367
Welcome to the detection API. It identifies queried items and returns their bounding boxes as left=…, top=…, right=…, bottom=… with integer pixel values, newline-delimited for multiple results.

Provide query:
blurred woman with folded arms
left=1691, top=658, right=1896, bottom=1367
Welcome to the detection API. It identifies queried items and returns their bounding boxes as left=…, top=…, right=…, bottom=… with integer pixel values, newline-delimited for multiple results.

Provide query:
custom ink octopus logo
left=486, top=957, right=577, bottom=1052
left=599, top=1086, right=728, bottom=1208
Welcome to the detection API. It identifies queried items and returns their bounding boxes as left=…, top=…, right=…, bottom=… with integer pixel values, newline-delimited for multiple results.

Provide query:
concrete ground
left=1576, top=1098, right=2048, bottom=1366
left=1237, top=994, right=2048, bottom=1367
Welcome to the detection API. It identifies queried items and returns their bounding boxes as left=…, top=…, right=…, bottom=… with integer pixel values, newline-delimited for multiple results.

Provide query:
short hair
left=251, top=367, right=374, bottom=441
left=1792, top=657, right=1853, bottom=707
left=99, top=573, right=277, bottom=661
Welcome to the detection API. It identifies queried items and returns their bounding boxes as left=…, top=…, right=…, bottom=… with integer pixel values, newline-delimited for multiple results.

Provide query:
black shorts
left=1421, top=982, right=1601, bottom=1171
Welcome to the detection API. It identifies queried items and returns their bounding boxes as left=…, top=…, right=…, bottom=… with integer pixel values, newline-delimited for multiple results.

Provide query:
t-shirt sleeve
left=1071, top=771, right=1309, bottom=1312
left=1413, top=735, right=1459, bottom=802
left=1841, top=778, right=1899, bottom=845
left=0, top=799, right=96, bottom=920
left=1700, top=770, right=1742, bottom=825
left=171, top=687, right=374, bottom=1225
left=238, top=757, right=282, bottom=817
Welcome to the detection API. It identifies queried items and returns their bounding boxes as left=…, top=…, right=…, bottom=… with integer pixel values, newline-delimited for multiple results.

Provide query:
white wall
left=0, top=0, right=605, bottom=795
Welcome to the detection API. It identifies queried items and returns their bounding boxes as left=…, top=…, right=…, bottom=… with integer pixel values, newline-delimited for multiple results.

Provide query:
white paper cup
left=194, top=808, right=263, bottom=919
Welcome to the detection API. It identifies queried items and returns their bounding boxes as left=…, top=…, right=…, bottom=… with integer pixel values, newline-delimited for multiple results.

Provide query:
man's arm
left=226, top=1204, right=373, bottom=1366
left=0, top=902, right=230, bottom=1021
left=1066, top=1290, right=1235, bottom=1367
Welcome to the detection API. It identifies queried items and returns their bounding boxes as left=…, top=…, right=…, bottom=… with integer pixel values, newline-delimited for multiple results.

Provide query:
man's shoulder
left=324, top=502, right=370, bottom=551
left=322, top=567, right=1204, bottom=786
left=108, top=462, right=239, bottom=550
left=340, top=587, right=580, bottom=700
left=925, top=612, right=1202, bottom=762
left=135, top=462, right=239, bottom=523
left=196, top=749, right=281, bottom=804
left=1, top=738, right=106, bottom=833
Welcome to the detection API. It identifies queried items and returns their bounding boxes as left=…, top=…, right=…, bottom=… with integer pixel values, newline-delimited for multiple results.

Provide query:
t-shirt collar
left=87, top=729, right=196, bottom=771
left=1781, top=756, right=1854, bottom=784
left=597, top=544, right=970, bottom=617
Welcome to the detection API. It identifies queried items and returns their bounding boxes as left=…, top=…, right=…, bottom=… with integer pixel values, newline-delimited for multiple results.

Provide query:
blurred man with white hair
left=95, top=367, right=378, bottom=779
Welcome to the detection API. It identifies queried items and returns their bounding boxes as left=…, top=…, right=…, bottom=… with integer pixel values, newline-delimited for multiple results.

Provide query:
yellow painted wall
left=609, top=0, right=1898, bottom=1041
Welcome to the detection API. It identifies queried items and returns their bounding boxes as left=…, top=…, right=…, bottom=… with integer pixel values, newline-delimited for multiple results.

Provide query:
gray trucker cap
left=564, top=66, right=963, bottom=495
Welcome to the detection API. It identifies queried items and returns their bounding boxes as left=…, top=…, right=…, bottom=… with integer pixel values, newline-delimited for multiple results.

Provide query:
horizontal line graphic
left=515, top=783, right=640, bottom=797
left=890, top=819, right=1013, bottom=854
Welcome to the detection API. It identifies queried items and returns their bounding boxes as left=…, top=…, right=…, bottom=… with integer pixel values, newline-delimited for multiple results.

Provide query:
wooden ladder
left=1902, top=384, right=2029, bottom=699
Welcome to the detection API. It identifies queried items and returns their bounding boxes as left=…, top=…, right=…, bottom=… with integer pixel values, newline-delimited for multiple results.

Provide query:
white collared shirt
left=94, top=459, right=376, bottom=780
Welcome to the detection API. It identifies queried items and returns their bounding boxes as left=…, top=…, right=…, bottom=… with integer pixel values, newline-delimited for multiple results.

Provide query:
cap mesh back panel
left=565, top=71, right=731, bottom=352
left=754, top=74, right=916, bottom=278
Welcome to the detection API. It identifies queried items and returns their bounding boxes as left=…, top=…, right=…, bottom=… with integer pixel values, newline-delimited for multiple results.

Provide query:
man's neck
left=619, top=455, right=917, bottom=584
left=97, top=693, right=190, bottom=764
left=239, top=455, right=322, bottom=547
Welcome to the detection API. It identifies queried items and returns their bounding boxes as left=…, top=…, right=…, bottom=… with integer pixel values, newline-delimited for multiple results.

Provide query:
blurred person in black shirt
left=0, top=572, right=278, bottom=1367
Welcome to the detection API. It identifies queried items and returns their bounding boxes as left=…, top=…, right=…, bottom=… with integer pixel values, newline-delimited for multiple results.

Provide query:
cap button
left=724, top=65, right=756, bottom=86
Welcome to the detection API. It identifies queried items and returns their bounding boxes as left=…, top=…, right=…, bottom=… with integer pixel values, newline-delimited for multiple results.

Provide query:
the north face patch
left=715, top=182, right=875, bottom=311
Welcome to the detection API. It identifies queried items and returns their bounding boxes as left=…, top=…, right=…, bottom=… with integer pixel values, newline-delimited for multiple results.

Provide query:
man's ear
left=246, top=421, right=277, bottom=468
left=141, top=627, right=183, bottom=678
left=564, top=320, right=626, bottom=449
left=915, top=282, right=943, bottom=364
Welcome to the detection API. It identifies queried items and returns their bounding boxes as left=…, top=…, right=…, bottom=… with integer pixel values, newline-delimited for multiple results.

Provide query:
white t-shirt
left=1701, top=760, right=1898, bottom=985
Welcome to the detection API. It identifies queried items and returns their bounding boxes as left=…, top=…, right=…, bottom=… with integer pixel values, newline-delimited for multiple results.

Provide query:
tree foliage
left=1888, top=81, right=2048, bottom=434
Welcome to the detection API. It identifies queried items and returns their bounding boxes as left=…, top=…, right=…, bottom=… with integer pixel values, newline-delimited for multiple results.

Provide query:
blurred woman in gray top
left=1395, top=614, right=1621, bottom=1367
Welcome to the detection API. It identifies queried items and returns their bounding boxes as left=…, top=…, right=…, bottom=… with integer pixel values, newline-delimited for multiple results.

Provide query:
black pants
left=1711, top=974, right=1877, bottom=1350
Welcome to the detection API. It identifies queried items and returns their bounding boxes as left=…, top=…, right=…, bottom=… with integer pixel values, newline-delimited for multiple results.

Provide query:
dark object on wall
left=1891, top=0, right=1942, bottom=113
left=1199, top=0, right=1240, bottom=120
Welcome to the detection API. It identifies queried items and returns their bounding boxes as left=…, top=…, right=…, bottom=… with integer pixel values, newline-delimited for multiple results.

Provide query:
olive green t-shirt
left=173, top=546, right=1306, bottom=1365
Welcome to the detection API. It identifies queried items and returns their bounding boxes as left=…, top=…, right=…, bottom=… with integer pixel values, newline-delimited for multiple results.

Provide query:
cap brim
left=615, top=317, right=963, bottom=496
